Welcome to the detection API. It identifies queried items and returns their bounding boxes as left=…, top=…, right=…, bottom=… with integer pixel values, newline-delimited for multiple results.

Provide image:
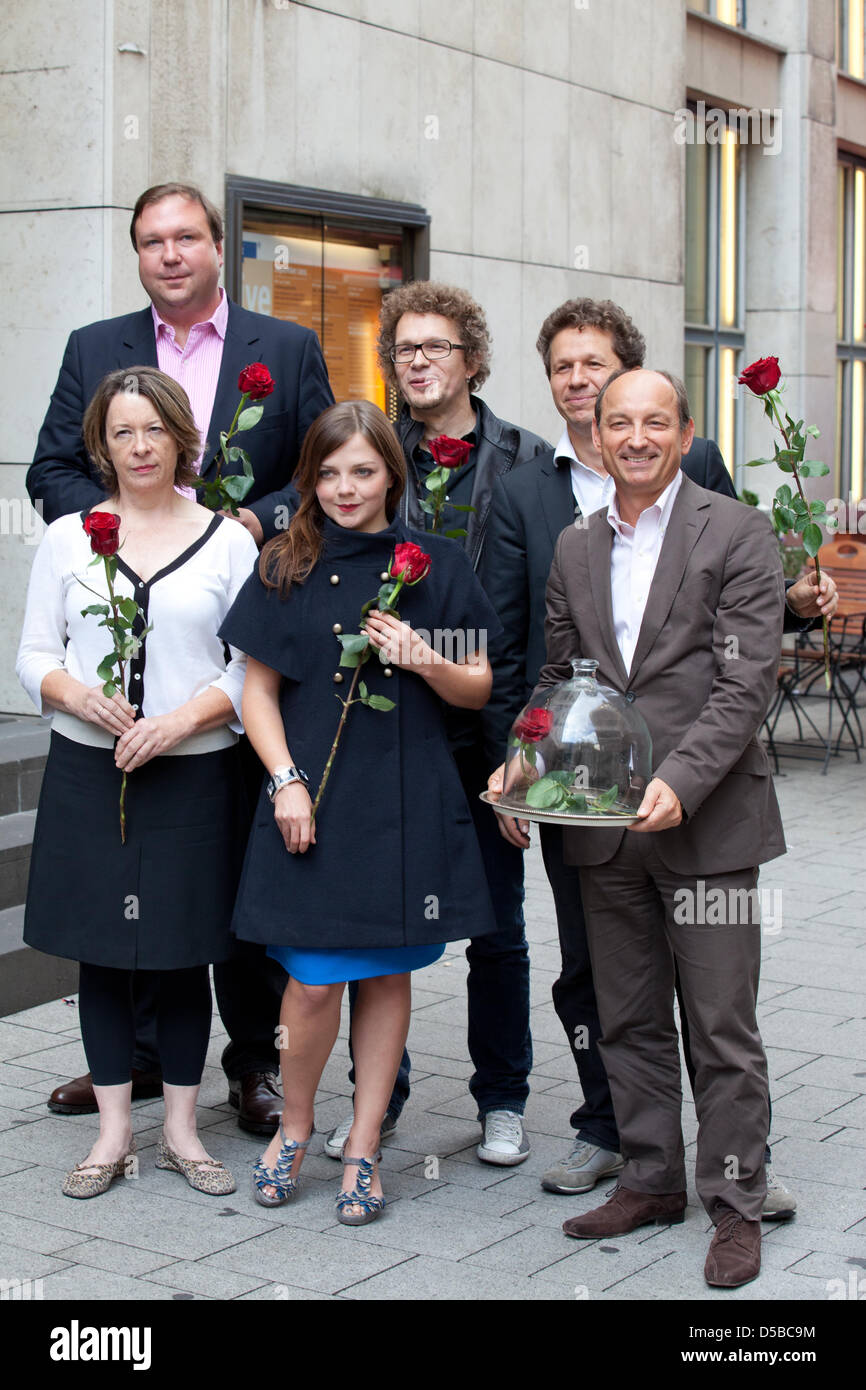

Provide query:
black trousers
left=541, top=825, right=773, bottom=1160
left=79, top=962, right=212, bottom=1086
left=128, top=735, right=284, bottom=1080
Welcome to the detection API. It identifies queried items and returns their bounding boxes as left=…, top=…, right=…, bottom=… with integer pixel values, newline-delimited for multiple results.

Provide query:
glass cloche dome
left=493, top=659, right=652, bottom=824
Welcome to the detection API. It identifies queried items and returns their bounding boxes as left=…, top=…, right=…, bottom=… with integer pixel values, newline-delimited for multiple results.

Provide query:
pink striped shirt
left=152, top=290, right=229, bottom=494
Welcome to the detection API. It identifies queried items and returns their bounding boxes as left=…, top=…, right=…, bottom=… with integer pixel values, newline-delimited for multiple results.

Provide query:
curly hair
left=377, top=281, right=491, bottom=395
left=536, top=298, right=646, bottom=377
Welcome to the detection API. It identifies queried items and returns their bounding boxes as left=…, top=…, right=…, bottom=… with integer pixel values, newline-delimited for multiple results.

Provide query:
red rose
left=513, top=708, right=553, bottom=743
left=83, top=511, right=121, bottom=557
left=390, top=542, right=432, bottom=584
left=237, top=363, right=275, bottom=400
left=428, top=435, right=472, bottom=470
left=738, top=357, right=781, bottom=396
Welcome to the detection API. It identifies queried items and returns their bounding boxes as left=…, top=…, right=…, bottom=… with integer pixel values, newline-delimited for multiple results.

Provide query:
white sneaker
left=476, top=1110, right=530, bottom=1166
left=324, top=1111, right=398, bottom=1160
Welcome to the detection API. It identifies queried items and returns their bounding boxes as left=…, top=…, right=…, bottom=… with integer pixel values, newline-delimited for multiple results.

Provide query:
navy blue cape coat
left=219, top=517, right=501, bottom=950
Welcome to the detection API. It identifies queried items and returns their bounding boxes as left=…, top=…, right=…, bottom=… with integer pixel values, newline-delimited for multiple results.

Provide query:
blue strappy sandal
left=336, top=1151, right=385, bottom=1226
left=252, top=1124, right=312, bottom=1207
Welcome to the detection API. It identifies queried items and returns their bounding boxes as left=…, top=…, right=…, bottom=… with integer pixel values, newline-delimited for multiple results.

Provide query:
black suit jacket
left=27, top=299, right=334, bottom=541
left=481, top=436, right=746, bottom=760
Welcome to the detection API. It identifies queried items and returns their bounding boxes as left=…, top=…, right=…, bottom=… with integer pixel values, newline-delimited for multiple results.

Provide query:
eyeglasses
left=389, top=339, right=466, bottom=364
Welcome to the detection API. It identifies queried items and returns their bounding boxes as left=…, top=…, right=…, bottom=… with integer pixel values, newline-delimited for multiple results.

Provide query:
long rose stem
left=769, top=398, right=831, bottom=689
left=104, top=561, right=129, bottom=844
left=216, top=393, right=248, bottom=482
left=310, top=663, right=363, bottom=824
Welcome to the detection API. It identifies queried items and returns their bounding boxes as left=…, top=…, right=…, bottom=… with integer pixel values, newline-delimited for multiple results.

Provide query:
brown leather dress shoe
left=48, top=1069, right=163, bottom=1115
left=562, top=1185, right=687, bottom=1239
left=228, top=1071, right=283, bottom=1136
left=705, top=1207, right=762, bottom=1287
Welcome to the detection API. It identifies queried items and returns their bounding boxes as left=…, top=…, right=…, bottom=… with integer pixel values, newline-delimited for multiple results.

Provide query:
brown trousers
left=579, top=833, right=769, bottom=1222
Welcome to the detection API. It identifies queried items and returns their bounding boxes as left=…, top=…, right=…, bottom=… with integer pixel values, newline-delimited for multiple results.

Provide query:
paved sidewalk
left=0, top=742, right=864, bottom=1302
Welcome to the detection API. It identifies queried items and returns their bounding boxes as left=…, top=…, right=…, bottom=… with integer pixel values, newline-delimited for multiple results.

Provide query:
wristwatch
left=266, top=765, right=309, bottom=801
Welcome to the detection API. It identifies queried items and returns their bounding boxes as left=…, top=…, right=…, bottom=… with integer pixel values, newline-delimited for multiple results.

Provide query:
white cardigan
left=17, top=511, right=259, bottom=754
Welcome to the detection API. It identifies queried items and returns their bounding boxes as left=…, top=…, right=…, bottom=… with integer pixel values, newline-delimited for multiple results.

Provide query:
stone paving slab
left=0, top=751, right=863, bottom=1302
left=202, top=1226, right=415, bottom=1295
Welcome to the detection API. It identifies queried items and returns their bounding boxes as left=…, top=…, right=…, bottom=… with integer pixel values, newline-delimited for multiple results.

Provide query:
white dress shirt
left=607, top=471, right=683, bottom=675
left=555, top=426, right=615, bottom=519
left=16, top=511, right=259, bottom=753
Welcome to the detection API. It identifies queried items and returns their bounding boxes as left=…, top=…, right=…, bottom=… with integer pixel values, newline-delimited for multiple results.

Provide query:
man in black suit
left=27, top=182, right=334, bottom=1133
left=483, top=298, right=833, bottom=1213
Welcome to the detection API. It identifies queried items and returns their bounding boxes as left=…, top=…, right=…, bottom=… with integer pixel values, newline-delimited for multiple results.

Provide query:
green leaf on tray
left=525, top=777, right=567, bottom=809
left=591, top=784, right=620, bottom=812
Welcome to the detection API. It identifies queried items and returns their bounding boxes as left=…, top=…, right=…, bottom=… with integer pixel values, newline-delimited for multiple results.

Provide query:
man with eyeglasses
left=322, top=281, right=549, bottom=1168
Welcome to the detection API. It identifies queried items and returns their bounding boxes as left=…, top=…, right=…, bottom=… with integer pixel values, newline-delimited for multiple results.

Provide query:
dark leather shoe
left=562, top=1185, right=687, bottom=1239
left=705, top=1207, right=762, bottom=1287
left=228, top=1072, right=283, bottom=1136
left=47, top=1068, right=163, bottom=1115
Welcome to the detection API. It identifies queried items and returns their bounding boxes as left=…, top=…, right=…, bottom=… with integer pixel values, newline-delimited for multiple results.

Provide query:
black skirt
left=24, top=732, right=247, bottom=970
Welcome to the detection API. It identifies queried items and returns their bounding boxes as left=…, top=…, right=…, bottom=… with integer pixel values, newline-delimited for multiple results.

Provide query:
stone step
left=0, top=715, right=51, bottom=814
left=0, top=903, right=78, bottom=1016
left=0, top=809, right=36, bottom=912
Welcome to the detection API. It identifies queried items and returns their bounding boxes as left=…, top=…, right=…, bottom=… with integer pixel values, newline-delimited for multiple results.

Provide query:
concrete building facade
left=1, top=0, right=864, bottom=712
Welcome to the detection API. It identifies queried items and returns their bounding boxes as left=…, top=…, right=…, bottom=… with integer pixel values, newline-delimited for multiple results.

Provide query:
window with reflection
left=688, top=0, right=744, bottom=26
left=225, top=179, right=429, bottom=418
left=837, top=160, right=866, bottom=502
left=838, top=0, right=866, bottom=79
left=684, top=113, right=744, bottom=478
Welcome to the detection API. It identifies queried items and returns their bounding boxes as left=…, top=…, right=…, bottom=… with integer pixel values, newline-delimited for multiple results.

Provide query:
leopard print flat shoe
left=155, top=1138, right=236, bottom=1195
left=62, top=1136, right=137, bottom=1199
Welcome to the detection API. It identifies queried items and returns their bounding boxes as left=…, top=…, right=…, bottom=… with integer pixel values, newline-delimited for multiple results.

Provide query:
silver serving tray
left=479, top=790, right=640, bottom=828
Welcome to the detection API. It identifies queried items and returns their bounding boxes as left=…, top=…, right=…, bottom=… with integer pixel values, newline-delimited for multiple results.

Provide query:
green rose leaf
left=775, top=485, right=793, bottom=507
left=802, top=523, right=823, bottom=558
left=773, top=505, right=796, bottom=532
left=417, top=499, right=437, bottom=516
left=591, top=784, right=620, bottom=812
left=562, top=792, right=588, bottom=813
left=96, top=655, right=116, bottom=682
left=236, top=404, right=264, bottom=431
left=358, top=681, right=368, bottom=700
left=805, top=424, right=820, bottom=438
left=118, top=597, right=139, bottom=623
left=222, top=473, right=255, bottom=502
left=101, top=681, right=118, bottom=699
left=446, top=503, right=475, bottom=513
left=775, top=460, right=794, bottom=474
left=365, top=694, right=396, bottom=712
left=339, top=649, right=361, bottom=668
left=80, top=604, right=110, bottom=618
left=338, top=633, right=370, bottom=654
left=799, top=460, right=830, bottom=478
left=525, top=777, right=567, bottom=809
left=746, top=458, right=773, bottom=467
left=444, top=528, right=468, bottom=539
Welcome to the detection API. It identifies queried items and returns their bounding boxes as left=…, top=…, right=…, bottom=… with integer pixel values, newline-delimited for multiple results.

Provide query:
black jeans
left=542, top=825, right=773, bottom=1161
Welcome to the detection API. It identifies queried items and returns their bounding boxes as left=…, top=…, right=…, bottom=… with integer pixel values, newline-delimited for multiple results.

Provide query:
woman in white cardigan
left=17, top=367, right=258, bottom=1199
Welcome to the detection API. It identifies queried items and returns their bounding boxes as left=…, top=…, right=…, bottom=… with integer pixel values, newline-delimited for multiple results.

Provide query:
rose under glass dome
left=495, top=659, right=653, bottom=824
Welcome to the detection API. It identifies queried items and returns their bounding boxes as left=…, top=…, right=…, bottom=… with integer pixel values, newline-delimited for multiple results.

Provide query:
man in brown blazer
left=519, top=367, right=785, bottom=1288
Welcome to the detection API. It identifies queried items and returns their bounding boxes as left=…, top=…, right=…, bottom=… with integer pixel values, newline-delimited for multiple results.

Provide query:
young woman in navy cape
left=219, top=400, right=499, bottom=1223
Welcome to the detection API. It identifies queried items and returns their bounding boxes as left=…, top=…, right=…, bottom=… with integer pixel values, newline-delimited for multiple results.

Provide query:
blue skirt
left=267, top=942, right=445, bottom=985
